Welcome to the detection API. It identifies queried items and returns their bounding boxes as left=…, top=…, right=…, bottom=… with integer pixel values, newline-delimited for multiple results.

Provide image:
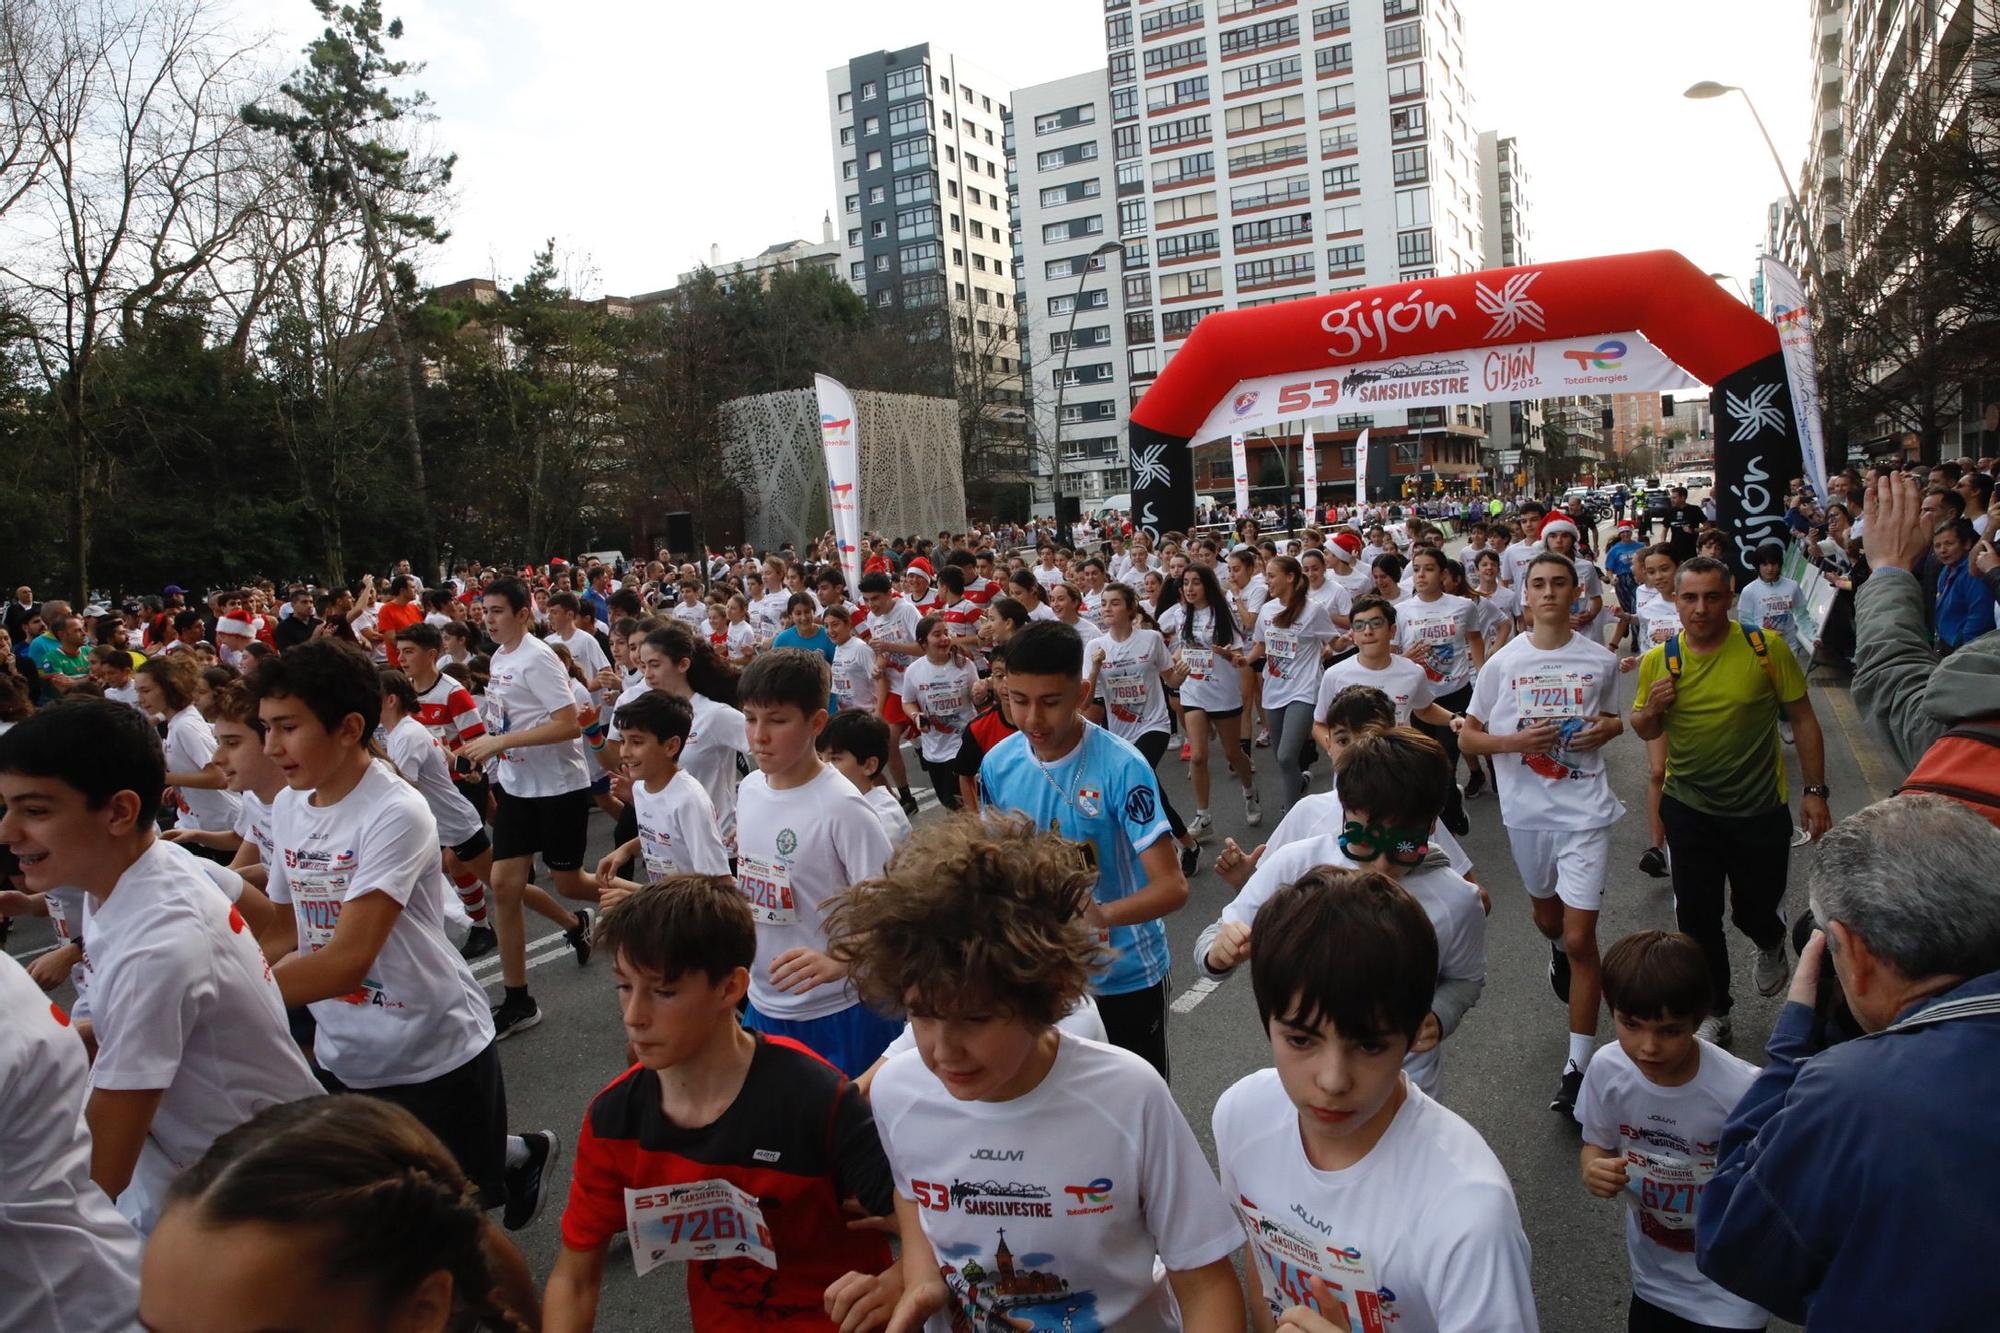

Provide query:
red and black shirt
left=560, top=1034, right=893, bottom=1329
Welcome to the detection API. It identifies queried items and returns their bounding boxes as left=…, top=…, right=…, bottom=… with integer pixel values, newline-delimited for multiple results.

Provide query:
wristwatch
left=1802, top=784, right=1831, bottom=799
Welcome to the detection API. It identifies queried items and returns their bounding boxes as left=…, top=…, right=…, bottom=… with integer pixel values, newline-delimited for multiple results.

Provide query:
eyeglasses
left=1350, top=618, right=1389, bottom=631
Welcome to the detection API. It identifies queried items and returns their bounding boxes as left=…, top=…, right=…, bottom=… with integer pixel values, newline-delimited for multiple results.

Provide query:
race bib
left=1264, top=628, right=1299, bottom=661
left=1626, top=1149, right=1711, bottom=1253
left=1514, top=670, right=1586, bottom=721
left=626, top=1180, right=776, bottom=1277
left=1235, top=1198, right=1389, bottom=1333
left=735, top=854, right=798, bottom=925
left=290, top=870, right=350, bottom=951
left=1182, top=646, right=1213, bottom=682
left=639, top=825, right=678, bottom=881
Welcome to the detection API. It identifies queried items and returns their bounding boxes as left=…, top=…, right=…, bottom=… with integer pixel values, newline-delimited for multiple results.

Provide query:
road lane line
left=1170, top=977, right=1221, bottom=1014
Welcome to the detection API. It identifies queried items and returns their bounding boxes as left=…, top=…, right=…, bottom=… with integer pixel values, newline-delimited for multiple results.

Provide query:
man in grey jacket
left=1851, top=472, right=2000, bottom=776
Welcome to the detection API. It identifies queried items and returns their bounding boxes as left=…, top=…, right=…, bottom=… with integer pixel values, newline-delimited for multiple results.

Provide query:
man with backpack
left=1631, top=556, right=1832, bottom=1047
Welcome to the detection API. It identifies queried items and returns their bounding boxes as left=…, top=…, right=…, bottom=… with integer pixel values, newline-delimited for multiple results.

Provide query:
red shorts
left=882, top=692, right=911, bottom=728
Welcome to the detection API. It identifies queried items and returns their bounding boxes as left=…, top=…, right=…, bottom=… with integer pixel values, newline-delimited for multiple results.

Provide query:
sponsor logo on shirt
left=775, top=828, right=797, bottom=856
left=1063, top=1177, right=1116, bottom=1216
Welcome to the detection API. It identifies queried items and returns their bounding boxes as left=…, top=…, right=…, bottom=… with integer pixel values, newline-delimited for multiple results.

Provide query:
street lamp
left=1685, top=81, right=1820, bottom=293
left=1046, top=238, right=1125, bottom=521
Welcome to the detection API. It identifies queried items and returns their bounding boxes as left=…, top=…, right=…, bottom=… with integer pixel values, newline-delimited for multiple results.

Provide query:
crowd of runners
left=4, top=464, right=1998, bottom=1332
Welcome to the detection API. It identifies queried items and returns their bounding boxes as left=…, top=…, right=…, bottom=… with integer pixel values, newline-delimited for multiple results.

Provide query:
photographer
left=1696, top=795, right=2000, bottom=1327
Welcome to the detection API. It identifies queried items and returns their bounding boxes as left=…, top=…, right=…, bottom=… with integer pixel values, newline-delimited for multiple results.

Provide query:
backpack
left=1897, top=721, right=2000, bottom=828
left=1663, top=623, right=1779, bottom=690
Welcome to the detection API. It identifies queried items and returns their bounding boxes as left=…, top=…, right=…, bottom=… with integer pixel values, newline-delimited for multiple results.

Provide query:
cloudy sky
left=250, top=0, right=1808, bottom=302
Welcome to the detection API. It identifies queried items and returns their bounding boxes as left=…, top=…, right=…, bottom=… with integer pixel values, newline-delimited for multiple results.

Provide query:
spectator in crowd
left=1851, top=473, right=2000, bottom=775
left=1696, top=795, right=2000, bottom=1327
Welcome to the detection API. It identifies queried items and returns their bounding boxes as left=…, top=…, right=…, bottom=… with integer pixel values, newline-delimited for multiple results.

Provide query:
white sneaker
left=1754, top=939, right=1790, bottom=997
left=1695, top=1015, right=1733, bottom=1046
left=1188, top=812, right=1214, bottom=843
left=1243, top=785, right=1263, bottom=827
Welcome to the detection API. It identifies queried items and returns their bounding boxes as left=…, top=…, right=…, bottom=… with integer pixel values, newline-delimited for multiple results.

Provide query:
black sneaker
left=1442, top=786, right=1471, bottom=837
left=1638, top=846, right=1669, bottom=879
left=491, top=994, right=543, bottom=1041
left=1464, top=769, right=1488, bottom=800
left=565, top=910, right=593, bottom=966
left=1551, top=1065, right=1584, bottom=1119
left=897, top=789, right=920, bottom=816
left=502, top=1130, right=561, bottom=1231
left=1179, top=841, right=1200, bottom=878
left=1549, top=941, right=1572, bottom=1004
left=459, top=924, right=497, bottom=961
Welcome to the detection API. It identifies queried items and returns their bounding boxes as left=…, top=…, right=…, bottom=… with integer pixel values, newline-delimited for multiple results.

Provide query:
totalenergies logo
left=1562, top=339, right=1625, bottom=370
left=829, top=481, right=855, bottom=498
left=820, top=413, right=853, bottom=441
left=1772, top=304, right=1806, bottom=331
left=1063, top=1177, right=1115, bottom=1210
left=1232, top=391, right=1260, bottom=417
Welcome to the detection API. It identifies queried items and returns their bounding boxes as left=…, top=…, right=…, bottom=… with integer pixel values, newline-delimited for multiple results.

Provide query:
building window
left=1218, top=17, right=1298, bottom=58
left=896, top=206, right=937, bottom=238
left=1144, top=39, right=1208, bottom=75
left=868, top=185, right=886, bottom=204
left=1323, top=162, right=1360, bottom=192
left=1114, top=123, right=1141, bottom=161
left=870, top=219, right=887, bottom=239
left=1147, top=76, right=1212, bottom=113
left=1227, top=133, right=1305, bottom=174
left=1326, top=201, right=1362, bottom=233
left=1123, top=271, right=1154, bottom=307
left=886, top=64, right=925, bottom=100
left=1231, top=173, right=1309, bottom=211
left=1321, top=123, right=1358, bottom=156
left=1396, top=227, right=1434, bottom=266
left=1152, top=150, right=1215, bottom=188
left=1110, top=50, right=1136, bottom=87
left=1224, top=93, right=1305, bottom=134
left=838, top=91, right=853, bottom=112
left=1162, top=304, right=1220, bottom=340
left=1155, top=189, right=1218, bottom=224
left=1236, top=252, right=1314, bottom=287
left=891, top=137, right=932, bottom=170
left=863, top=116, right=880, bottom=137
left=1388, top=64, right=1424, bottom=98
left=1390, top=103, right=1427, bottom=142
left=1384, top=0, right=1419, bottom=16
left=1106, top=11, right=1133, bottom=46
left=1391, top=146, right=1428, bottom=185
left=1126, top=312, right=1156, bottom=345
left=844, top=194, right=859, bottom=214
left=1226, top=55, right=1301, bottom=94
left=1158, top=267, right=1219, bottom=301
left=1326, top=243, right=1365, bottom=272
left=866, top=149, right=883, bottom=170
left=1319, top=82, right=1355, bottom=115
left=894, top=171, right=934, bottom=205
left=847, top=227, right=862, bottom=245
left=899, top=240, right=942, bottom=273
left=842, top=159, right=856, bottom=180
left=888, top=100, right=927, bottom=134
left=840, top=126, right=854, bottom=145
left=1232, top=212, right=1312, bottom=248
left=874, top=255, right=890, bottom=273
left=1129, top=345, right=1160, bottom=379
left=1384, top=22, right=1421, bottom=60
left=1043, top=216, right=1106, bottom=244
left=1149, top=114, right=1212, bottom=149
left=1394, top=186, right=1430, bottom=228
left=1119, top=198, right=1149, bottom=237
left=1142, top=1, right=1204, bottom=38
left=849, top=261, right=864, bottom=280
left=1311, top=3, right=1350, bottom=37
left=1315, top=43, right=1353, bottom=77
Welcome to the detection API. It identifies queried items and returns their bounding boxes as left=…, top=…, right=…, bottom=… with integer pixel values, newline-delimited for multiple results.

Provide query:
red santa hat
left=1539, top=517, right=1581, bottom=541
left=905, top=558, right=935, bottom=582
left=216, top=615, right=254, bottom=637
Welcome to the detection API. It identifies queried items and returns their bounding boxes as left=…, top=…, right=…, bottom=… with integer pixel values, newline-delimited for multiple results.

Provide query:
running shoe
left=1549, top=941, right=1571, bottom=1004
left=503, top=1130, right=561, bottom=1231
left=1442, top=786, right=1471, bottom=837
left=1754, top=939, right=1790, bottom=997
left=897, top=789, right=921, bottom=816
left=458, top=924, right=497, bottom=962
left=491, top=994, right=543, bottom=1041
left=1179, top=841, right=1201, bottom=878
left=1187, top=812, right=1215, bottom=842
left=1551, top=1065, right=1584, bottom=1120
left=1637, top=846, right=1669, bottom=879
left=1255, top=728, right=1271, bottom=748
left=565, top=909, right=593, bottom=966
left=1695, top=1015, right=1733, bottom=1047
left=1464, top=769, right=1487, bottom=799
left=1179, top=741, right=1192, bottom=761
left=1243, top=785, right=1263, bottom=828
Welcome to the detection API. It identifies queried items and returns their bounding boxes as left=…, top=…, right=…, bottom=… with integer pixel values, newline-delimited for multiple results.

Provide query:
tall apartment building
left=1477, top=130, right=1544, bottom=490
left=1794, top=0, right=1848, bottom=302
left=1013, top=0, right=1496, bottom=512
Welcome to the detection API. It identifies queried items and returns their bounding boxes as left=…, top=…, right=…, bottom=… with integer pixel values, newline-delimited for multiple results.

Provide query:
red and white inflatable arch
left=1127, top=249, right=1801, bottom=575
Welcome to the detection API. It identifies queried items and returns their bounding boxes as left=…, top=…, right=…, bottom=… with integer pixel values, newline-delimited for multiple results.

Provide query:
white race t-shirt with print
left=546, top=626, right=612, bottom=684
left=860, top=597, right=923, bottom=695
left=683, top=693, right=749, bottom=852
left=829, top=636, right=879, bottom=713
left=1577, top=1041, right=1768, bottom=1329
left=0, top=952, right=143, bottom=1332
left=164, top=707, right=241, bottom=834
left=381, top=715, right=485, bottom=845
left=872, top=1034, right=1244, bottom=1331
left=1215, top=1070, right=1539, bottom=1333
left=864, top=784, right=913, bottom=848
left=1396, top=594, right=1481, bottom=693
left=1253, top=600, right=1337, bottom=708
left=1160, top=604, right=1243, bottom=714
left=733, top=764, right=893, bottom=1022
left=901, top=656, right=978, bottom=764
left=1315, top=655, right=1437, bottom=726
left=1306, top=578, right=1353, bottom=624
left=631, top=768, right=731, bottom=879
left=486, top=634, right=591, bottom=797
left=233, top=789, right=277, bottom=869
left=1088, top=628, right=1174, bottom=740
left=1466, top=632, right=1625, bottom=831
left=266, top=760, right=493, bottom=1089
left=80, top=840, right=321, bottom=1229
left=878, top=994, right=1105, bottom=1063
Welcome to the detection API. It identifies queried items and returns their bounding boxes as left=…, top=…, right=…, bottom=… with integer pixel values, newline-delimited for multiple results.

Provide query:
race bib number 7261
left=625, top=1180, right=776, bottom=1276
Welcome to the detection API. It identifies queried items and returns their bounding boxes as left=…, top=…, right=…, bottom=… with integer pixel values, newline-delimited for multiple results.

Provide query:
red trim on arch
left=1128, top=250, right=1777, bottom=438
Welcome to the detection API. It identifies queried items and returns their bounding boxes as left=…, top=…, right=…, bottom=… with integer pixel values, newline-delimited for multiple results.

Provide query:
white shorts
left=1506, top=825, right=1612, bottom=912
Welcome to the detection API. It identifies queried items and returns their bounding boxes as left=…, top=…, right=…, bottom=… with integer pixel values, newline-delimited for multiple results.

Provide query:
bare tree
left=619, top=287, right=739, bottom=560
left=1, top=0, right=268, bottom=601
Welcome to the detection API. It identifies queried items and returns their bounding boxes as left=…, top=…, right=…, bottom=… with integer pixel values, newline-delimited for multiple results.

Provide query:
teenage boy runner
left=1578, top=930, right=1767, bottom=1333
left=818, top=708, right=913, bottom=848
left=544, top=878, right=899, bottom=1333
left=395, top=621, right=499, bottom=952
left=545, top=591, right=613, bottom=686
left=733, top=648, right=899, bottom=1078
left=1314, top=595, right=1458, bottom=741
left=592, top=690, right=729, bottom=911
left=827, top=813, right=1247, bottom=1331
left=1198, top=729, right=1486, bottom=1099
left=1460, top=550, right=1625, bottom=1118
left=378, top=668, right=493, bottom=942
left=1214, top=869, right=1537, bottom=1333
left=249, top=640, right=561, bottom=1231
left=856, top=571, right=923, bottom=812
left=0, top=700, right=322, bottom=1233
left=976, top=620, right=1191, bottom=1078
left=460, top=577, right=595, bottom=1038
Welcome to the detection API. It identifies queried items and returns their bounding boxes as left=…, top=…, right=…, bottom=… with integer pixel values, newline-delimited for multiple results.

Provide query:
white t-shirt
left=1737, top=577, right=1804, bottom=646
left=860, top=597, right=923, bottom=692
left=381, top=715, right=484, bottom=845
left=684, top=693, right=750, bottom=852
left=872, top=1034, right=1244, bottom=1331
left=105, top=679, right=143, bottom=709
left=1253, top=600, right=1337, bottom=708
left=546, top=625, right=612, bottom=684
left=1088, top=628, right=1174, bottom=740
left=600, top=672, right=656, bottom=743
left=1480, top=585, right=1521, bottom=646
left=669, top=600, right=709, bottom=631
left=1211, top=838, right=1484, bottom=1097
left=351, top=605, right=387, bottom=662
left=80, top=840, right=321, bottom=1229
left=753, top=591, right=794, bottom=641
left=1266, top=790, right=1471, bottom=877
left=863, top=784, right=913, bottom=848
left=631, top=768, right=731, bottom=879
left=0, top=952, right=143, bottom=1332
left=1160, top=604, right=1243, bottom=714
left=1306, top=578, right=1353, bottom=623
left=1316, top=654, right=1437, bottom=726
left=1499, top=539, right=1543, bottom=588
left=266, top=760, right=494, bottom=1089
left=733, top=764, right=893, bottom=1021
left=723, top=619, right=757, bottom=660
left=1396, top=594, right=1481, bottom=694
left=1329, top=561, right=1374, bottom=597
left=1034, top=562, right=1065, bottom=588
left=901, top=656, right=978, bottom=764
left=164, top=706, right=241, bottom=834
left=829, top=636, right=879, bottom=714
left=1214, top=1070, right=1539, bottom=1333
left=1227, top=579, right=1268, bottom=634
left=1577, top=1041, right=1767, bottom=1329
left=1636, top=588, right=1683, bottom=648
left=233, top=789, right=277, bottom=869
left=1466, top=632, right=1625, bottom=831
left=486, top=634, right=591, bottom=797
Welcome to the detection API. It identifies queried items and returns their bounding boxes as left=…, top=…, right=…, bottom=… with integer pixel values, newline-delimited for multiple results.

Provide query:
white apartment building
left=1478, top=130, right=1544, bottom=488
left=1014, top=0, right=1497, bottom=512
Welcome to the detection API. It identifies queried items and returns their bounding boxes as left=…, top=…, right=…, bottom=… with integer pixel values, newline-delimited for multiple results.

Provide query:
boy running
left=593, top=690, right=730, bottom=910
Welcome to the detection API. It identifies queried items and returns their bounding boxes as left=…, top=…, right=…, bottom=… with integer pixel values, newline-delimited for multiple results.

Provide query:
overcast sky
left=251, top=0, right=1809, bottom=302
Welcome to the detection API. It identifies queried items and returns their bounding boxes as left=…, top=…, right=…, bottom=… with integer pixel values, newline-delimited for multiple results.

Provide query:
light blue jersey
left=977, top=720, right=1174, bottom=995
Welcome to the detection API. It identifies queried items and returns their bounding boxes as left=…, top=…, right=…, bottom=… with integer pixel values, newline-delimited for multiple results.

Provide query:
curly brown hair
left=824, top=812, right=1109, bottom=1027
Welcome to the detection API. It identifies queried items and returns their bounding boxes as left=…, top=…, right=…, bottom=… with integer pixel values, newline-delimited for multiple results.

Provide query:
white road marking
left=1170, top=977, right=1222, bottom=1014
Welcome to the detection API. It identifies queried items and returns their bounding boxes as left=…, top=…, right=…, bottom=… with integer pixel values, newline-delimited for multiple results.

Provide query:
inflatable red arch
left=1127, top=249, right=1802, bottom=576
